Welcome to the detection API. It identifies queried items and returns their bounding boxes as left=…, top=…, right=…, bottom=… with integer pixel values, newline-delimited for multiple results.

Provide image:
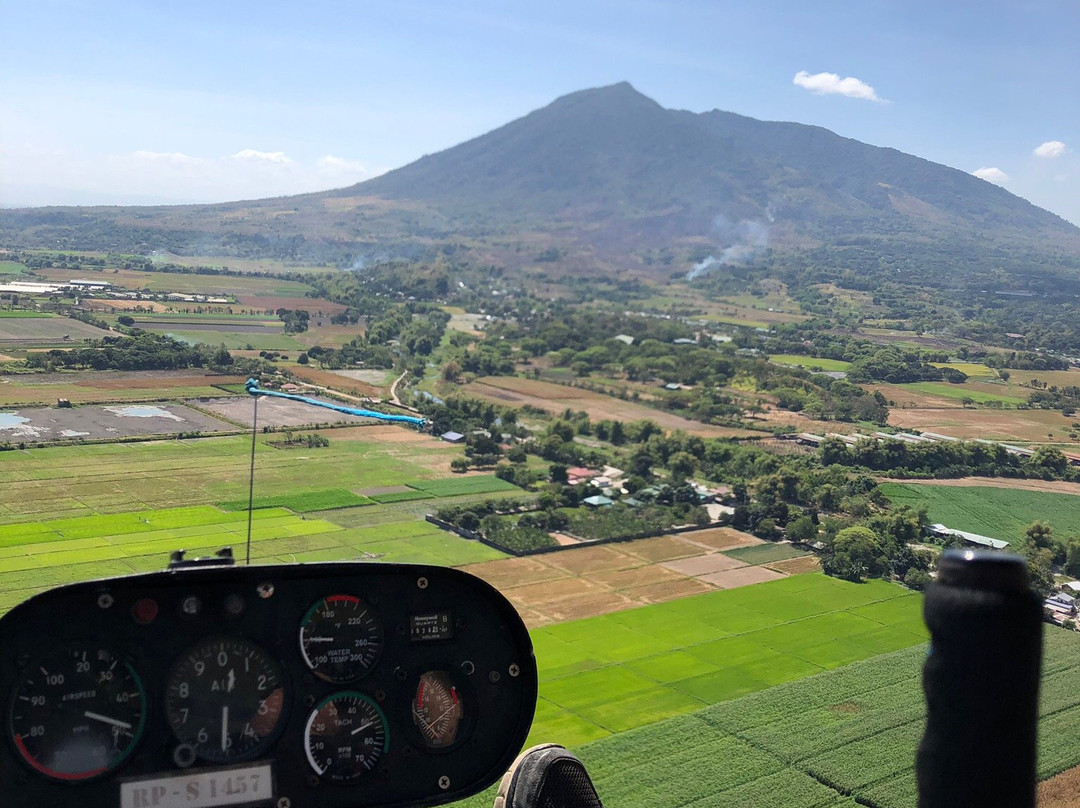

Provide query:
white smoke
left=687, top=213, right=771, bottom=280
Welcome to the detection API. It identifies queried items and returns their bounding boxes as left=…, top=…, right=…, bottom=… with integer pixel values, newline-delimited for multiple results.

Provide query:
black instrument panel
left=0, top=562, right=538, bottom=808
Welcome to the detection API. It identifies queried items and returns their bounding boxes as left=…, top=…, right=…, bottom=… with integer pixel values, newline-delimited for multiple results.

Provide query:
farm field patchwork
left=464, top=376, right=756, bottom=438
left=885, top=404, right=1079, bottom=444
left=0, top=402, right=236, bottom=442
left=524, top=575, right=926, bottom=747
left=0, top=503, right=506, bottom=611
left=0, top=431, right=466, bottom=523
left=880, top=483, right=1080, bottom=543
left=0, top=314, right=112, bottom=344
left=462, top=626, right=1080, bottom=808
left=0, top=370, right=244, bottom=407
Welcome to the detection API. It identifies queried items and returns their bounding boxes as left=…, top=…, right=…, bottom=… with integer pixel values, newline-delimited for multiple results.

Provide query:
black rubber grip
left=916, top=550, right=1043, bottom=808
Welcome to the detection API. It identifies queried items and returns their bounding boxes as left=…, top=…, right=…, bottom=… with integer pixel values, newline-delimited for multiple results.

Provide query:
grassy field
left=769, top=355, right=853, bottom=372
left=34, top=267, right=314, bottom=298
left=0, top=310, right=50, bottom=318
left=896, top=381, right=1027, bottom=405
left=0, top=261, right=27, bottom=275
left=929, top=361, right=998, bottom=379
left=722, top=543, right=811, bottom=565
left=880, top=483, right=1080, bottom=543
left=526, top=575, right=925, bottom=747
left=0, top=430, right=468, bottom=523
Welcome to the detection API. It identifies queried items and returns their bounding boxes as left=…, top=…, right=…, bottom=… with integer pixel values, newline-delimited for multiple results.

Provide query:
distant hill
left=3, top=82, right=1079, bottom=286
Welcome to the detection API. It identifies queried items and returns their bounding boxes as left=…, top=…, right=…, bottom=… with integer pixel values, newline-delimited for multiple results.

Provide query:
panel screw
left=306, top=775, right=320, bottom=788
left=277, top=798, right=291, bottom=808
left=257, top=582, right=275, bottom=599
left=417, top=577, right=429, bottom=590
left=393, top=667, right=408, bottom=682
left=97, top=593, right=114, bottom=609
left=460, top=660, right=475, bottom=675
left=438, top=776, right=451, bottom=790
left=303, top=695, right=315, bottom=708
left=509, top=664, right=520, bottom=678
left=488, top=671, right=501, bottom=683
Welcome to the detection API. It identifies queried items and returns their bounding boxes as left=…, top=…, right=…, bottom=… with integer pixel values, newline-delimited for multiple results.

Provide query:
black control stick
left=917, top=549, right=1043, bottom=808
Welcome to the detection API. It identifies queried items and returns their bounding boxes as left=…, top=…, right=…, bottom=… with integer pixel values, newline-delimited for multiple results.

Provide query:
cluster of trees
left=276, top=308, right=309, bottom=334
left=819, top=436, right=1077, bottom=481
left=25, top=333, right=235, bottom=372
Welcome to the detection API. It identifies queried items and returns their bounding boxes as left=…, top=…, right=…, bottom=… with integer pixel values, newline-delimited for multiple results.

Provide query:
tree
left=450, top=457, right=469, bottom=473
left=786, top=514, right=817, bottom=543
left=903, top=568, right=932, bottom=591
left=668, top=451, right=698, bottom=481
left=297, top=353, right=309, bottom=365
left=822, top=526, right=888, bottom=582
left=1024, top=547, right=1056, bottom=599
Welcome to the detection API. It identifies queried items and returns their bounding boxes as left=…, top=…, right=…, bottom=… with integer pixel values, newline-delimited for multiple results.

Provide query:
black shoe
left=495, top=744, right=604, bottom=808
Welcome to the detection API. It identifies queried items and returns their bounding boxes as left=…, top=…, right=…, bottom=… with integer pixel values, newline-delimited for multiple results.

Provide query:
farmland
left=463, top=376, right=757, bottom=438
left=523, top=575, right=925, bottom=747
left=769, top=355, right=853, bottom=372
left=0, top=427, right=468, bottom=522
left=0, top=503, right=508, bottom=612
left=0, top=370, right=245, bottom=408
left=879, top=483, right=1080, bottom=542
left=460, top=625, right=1080, bottom=808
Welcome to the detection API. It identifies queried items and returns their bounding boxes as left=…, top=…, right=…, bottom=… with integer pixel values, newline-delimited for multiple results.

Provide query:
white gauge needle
left=350, top=720, right=375, bottom=736
left=221, top=706, right=229, bottom=751
left=419, top=705, right=458, bottom=733
left=84, top=711, right=133, bottom=730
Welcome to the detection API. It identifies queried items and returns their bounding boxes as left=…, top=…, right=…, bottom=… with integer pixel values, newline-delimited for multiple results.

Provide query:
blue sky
left=2, top=0, right=1077, bottom=224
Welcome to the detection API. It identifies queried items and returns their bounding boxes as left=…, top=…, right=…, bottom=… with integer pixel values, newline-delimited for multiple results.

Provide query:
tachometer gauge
left=8, top=646, right=146, bottom=782
left=165, top=637, right=286, bottom=763
left=299, top=595, right=383, bottom=683
left=411, top=671, right=466, bottom=750
left=304, top=692, right=387, bottom=783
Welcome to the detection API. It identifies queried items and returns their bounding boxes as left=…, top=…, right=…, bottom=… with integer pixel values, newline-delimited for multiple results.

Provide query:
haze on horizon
left=2, top=0, right=1077, bottom=226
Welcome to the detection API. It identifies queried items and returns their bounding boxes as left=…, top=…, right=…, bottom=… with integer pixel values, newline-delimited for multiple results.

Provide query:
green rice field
left=463, top=624, right=1080, bottom=808
left=0, top=503, right=506, bottom=612
left=526, top=576, right=926, bottom=747
left=880, top=483, right=1080, bottom=543
left=722, top=543, right=810, bottom=565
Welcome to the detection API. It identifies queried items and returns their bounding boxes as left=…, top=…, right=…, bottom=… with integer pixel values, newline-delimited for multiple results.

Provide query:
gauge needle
left=84, top=711, right=133, bottom=730
left=418, top=705, right=458, bottom=733
left=221, top=706, right=229, bottom=751
left=350, top=720, right=375, bottom=735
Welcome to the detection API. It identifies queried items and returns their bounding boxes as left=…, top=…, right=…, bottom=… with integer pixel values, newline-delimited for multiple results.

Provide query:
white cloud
left=972, top=167, right=1009, bottom=184
left=132, top=150, right=202, bottom=165
left=793, top=71, right=882, bottom=102
left=1034, top=140, right=1067, bottom=159
left=232, top=149, right=292, bottom=164
left=316, top=155, right=368, bottom=174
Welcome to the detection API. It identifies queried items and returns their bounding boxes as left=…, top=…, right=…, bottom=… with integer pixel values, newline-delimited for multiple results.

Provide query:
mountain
left=3, top=82, right=1080, bottom=285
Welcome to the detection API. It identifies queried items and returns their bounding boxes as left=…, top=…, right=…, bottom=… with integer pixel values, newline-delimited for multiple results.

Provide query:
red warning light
left=132, top=598, right=159, bottom=625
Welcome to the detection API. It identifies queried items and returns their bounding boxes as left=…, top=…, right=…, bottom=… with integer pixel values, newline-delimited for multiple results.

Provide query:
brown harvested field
left=619, top=536, right=704, bottom=562
left=290, top=367, right=381, bottom=397
left=675, top=527, right=762, bottom=551
left=886, top=406, right=1079, bottom=444
left=661, top=554, right=747, bottom=576
left=753, top=406, right=859, bottom=433
left=464, top=376, right=757, bottom=438
left=82, top=299, right=171, bottom=313
left=460, top=526, right=812, bottom=627
left=766, top=556, right=822, bottom=574
left=879, top=476, right=1080, bottom=497
left=1038, top=765, right=1080, bottom=808
left=236, top=295, right=346, bottom=315
left=697, top=566, right=786, bottom=588
left=330, top=425, right=433, bottom=444
left=0, top=370, right=244, bottom=407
